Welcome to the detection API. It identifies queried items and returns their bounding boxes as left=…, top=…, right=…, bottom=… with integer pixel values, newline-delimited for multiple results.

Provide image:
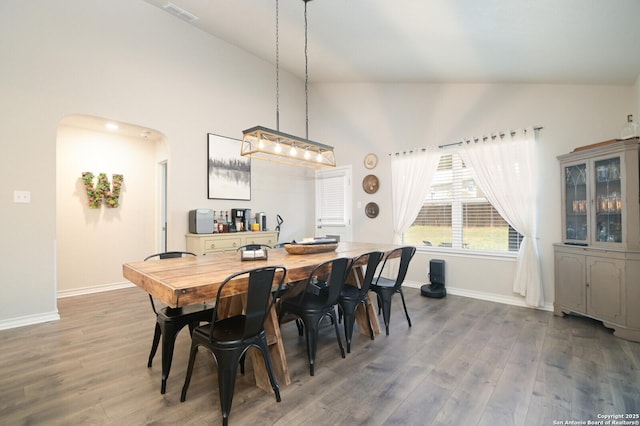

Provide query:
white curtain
left=390, top=148, right=440, bottom=244
left=459, top=127, right=543, bottom=307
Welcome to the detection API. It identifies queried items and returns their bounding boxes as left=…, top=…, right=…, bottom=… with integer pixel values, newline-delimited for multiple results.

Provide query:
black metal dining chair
left=337, top=251, right=384, bottom=353
left=369, top=246, right=417, bottom=335
left=180, top=265, right=286, bottom=426
left=144, top=251, right=214, bottom=394
left=277, top=257, right=351, bottom=376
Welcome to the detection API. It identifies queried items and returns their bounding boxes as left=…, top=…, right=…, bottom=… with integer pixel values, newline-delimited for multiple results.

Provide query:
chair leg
left=148, top=322, right=161, bottom=368
left=379, top=292, right=392, bottom=336
left=329, top=309, right=346, bottom=359
left=398, top=288, right=412, bottom=327
left=180, top=341, right=199, bottom=402
left=187, top=321, right=199, bottom=336
left=341, top=306, right=356, bottom=354
left=159, top=322, right=183, bottom=394
left=256, top=338, right=281, bottom=402
left=301, top=315, right=321, bottom=376
left=278, top=308, right=304, bottom=336
left=214, top=350, right=243, bottom=426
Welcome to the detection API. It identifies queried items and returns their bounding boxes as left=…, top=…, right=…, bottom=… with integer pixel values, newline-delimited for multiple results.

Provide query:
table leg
left=252, top=304, right=291, bottom=393
left=354, top=293, right=380, bottom=336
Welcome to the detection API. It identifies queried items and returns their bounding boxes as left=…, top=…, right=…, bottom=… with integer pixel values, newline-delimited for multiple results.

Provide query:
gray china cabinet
left=554, top=137, right=640, bottom=342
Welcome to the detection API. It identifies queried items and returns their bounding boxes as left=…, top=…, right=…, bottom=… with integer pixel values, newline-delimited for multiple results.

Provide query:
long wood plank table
left=122, top=241, right=401, bottom=392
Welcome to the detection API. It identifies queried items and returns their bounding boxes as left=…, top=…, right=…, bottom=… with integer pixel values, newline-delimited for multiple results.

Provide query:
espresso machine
left=231, top=208, right=251, bottom=232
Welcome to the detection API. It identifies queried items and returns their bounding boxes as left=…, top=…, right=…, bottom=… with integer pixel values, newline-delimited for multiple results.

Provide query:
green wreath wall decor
left=82, top=172, right=124, bottom=208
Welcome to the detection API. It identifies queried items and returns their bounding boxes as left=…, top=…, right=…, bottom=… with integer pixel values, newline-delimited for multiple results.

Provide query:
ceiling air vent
left=162, top=2, right=199, bottom=23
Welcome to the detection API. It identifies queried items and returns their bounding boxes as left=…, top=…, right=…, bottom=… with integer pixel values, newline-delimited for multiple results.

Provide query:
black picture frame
left=207, top=133, right=251, bottom=200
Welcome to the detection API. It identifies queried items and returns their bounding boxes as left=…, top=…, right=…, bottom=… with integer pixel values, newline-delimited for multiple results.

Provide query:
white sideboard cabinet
left=186, top=231, right=278, bottom=255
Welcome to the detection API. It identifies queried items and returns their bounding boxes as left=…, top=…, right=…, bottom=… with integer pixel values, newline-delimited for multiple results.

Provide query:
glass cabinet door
left=594, top=156, right=622, bottom=243
left=564, top=163, right=588, bottom=243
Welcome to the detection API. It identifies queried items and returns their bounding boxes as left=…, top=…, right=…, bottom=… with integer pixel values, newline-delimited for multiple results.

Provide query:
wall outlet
left=13, top=190, right=31, bottom=203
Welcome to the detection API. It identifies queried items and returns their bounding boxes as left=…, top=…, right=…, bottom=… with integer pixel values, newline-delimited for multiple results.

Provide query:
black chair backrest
left=375, top=246, right=416, bottom=290
left=211, top=266, right=286, bottom=341
left=325, top=258, right=351, bottom=305
left=144, top=251, right=197, bottom=261
left=295, top=257, right=351, bottom=306
left=347, top=251, right=384, bottom=295
left=143, top=251, right=197, bottom=313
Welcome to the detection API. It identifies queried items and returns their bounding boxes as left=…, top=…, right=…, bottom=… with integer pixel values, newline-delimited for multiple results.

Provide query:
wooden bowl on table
left=283, top=243, right=338, bottom=255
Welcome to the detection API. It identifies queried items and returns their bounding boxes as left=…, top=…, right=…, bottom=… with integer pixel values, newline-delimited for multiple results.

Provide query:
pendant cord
left=304, top=0, right=309, bottom=140
left=275, top=0, right=280, bottom=131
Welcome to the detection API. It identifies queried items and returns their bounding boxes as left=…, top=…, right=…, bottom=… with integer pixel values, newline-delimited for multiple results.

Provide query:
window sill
left=415, top=245, right=518, bottom=261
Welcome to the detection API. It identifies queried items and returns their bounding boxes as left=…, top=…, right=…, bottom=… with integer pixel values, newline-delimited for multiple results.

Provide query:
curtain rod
left=438, top=126, right=543, bottom=149
left=388, top=147, right=428, bottom=156
left=387, top=126, right=543, bottom=156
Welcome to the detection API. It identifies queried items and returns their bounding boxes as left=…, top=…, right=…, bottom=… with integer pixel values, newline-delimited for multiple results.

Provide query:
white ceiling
left=143, top=0, right=640, bottom=85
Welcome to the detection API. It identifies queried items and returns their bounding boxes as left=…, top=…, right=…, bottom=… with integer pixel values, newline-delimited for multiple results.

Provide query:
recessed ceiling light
left=162, top=2, right=199, bottom=23
left=105, top=123, right=119, bottom=131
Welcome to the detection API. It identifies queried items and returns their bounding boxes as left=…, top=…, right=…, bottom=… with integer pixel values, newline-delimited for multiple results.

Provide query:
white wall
left=0, top=0, right=315, bottom=328
left=313, top=83, right=635, bottom=307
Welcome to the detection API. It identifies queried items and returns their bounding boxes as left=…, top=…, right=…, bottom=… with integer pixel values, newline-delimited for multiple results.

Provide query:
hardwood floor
left=1, top=287, right=638, bottom=425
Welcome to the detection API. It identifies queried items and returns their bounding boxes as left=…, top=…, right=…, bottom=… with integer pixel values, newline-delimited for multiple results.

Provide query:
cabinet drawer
left=245, top=234, right=276, bottom=246
left=202, top=237, right=242, bottom=253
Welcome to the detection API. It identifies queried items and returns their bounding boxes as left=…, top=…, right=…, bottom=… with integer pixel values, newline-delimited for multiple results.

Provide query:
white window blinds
left=316, top=170, right=347, bottom=226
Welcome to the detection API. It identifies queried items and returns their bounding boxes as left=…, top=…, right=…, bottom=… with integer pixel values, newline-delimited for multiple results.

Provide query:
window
left=404, top=153, right=522, bottom=252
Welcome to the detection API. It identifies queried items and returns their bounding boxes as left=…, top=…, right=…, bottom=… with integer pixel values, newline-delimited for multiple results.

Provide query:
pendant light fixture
left=241, top=0, right=336, bottom=169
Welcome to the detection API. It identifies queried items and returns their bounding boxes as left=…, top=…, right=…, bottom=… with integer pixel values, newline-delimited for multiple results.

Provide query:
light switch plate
left=13, top=190, right=31, bottom=203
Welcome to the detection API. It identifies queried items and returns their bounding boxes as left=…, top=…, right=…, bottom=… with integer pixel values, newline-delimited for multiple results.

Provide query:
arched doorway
left=56, top=114, right=167, bottom=297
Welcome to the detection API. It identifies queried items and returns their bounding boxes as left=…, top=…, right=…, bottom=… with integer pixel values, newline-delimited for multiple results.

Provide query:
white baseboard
left=0, top=311, right=60, bottom=331
left=404, top=280, right=554, bottom=312
left=57, top=281, right=135, bottom=299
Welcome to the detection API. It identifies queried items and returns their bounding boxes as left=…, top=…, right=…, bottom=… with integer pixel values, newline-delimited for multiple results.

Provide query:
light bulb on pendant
left=316, top=151, right=323, bottom=162
left=274, top=142, right=282, bottom=153
left=304, top=147, right=311, bottom=160
left=258, top=138, right=265, bottom=149
left=289, top=144, right=297, bottom=156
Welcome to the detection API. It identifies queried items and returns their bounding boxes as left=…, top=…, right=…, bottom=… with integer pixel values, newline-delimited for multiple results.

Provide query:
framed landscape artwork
left=207, top=133, right=251, bottom=200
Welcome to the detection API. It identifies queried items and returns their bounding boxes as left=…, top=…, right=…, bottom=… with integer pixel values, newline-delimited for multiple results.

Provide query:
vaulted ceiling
left=143, top=0, right=640, bottom=85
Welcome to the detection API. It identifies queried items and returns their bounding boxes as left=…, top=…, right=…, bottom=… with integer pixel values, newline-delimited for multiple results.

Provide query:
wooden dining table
left=122, top=241, right=402, bottom=393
